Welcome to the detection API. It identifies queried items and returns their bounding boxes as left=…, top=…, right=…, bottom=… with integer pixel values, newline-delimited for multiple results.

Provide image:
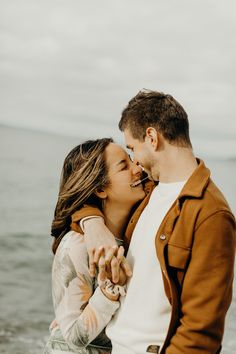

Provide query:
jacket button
left=146, top=344, right=160, bottom=353
left=160, top=234, right=166, bottom=240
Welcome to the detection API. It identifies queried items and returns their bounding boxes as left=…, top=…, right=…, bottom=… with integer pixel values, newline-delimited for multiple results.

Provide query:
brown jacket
left=71, top=159, right=236, bottom=354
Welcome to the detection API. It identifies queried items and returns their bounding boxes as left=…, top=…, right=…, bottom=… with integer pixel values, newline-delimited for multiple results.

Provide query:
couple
left=44, top=90, right=235, bottom=354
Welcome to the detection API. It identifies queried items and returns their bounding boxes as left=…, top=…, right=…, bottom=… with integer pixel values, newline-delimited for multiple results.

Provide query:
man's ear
left=94, top=188, right=107, bottom=199
left=145, top=127, right=159, bottom=150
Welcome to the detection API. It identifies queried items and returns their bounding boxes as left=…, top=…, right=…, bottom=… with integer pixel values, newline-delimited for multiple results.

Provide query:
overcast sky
left=0, top=0, right=235, bottom=158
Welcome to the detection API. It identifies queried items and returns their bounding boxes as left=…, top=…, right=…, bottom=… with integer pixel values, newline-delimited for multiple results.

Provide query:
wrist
left=100, top=286, right=120, bottom=301
left=99, top=278, right=126, bottom=301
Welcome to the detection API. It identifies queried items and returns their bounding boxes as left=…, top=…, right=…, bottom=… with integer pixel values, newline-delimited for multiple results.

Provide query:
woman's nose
left=132, top=162, right=142, bottom=176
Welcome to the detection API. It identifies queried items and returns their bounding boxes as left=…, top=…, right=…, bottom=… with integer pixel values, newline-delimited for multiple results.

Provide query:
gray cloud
left=0, top=0, right=236, bottom=156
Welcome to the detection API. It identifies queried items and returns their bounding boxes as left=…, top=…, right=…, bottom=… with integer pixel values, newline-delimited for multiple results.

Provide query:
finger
left=111, top=256, right=119, bottom=284
left=105, top=245, right=118, bottom=266
left=93, top=246, right=104, bottom=264
left=104, top=245, right=118, bottom=257
left=88, top=248, right=96, bottom=277
left=116, top=246, right=125, bottom=264
left=49, top=319, right=58, bottom=330
left=98, top=255, right=106, bottom=282
left=117, top=267, right=127, bottom=286
left=120, top=258, right=133, bottom=277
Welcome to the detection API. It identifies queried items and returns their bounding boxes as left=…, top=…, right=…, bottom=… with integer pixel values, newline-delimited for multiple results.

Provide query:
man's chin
left=140, top=165, right=158, bottom=182
left=148, top=169, right=159, bottom=182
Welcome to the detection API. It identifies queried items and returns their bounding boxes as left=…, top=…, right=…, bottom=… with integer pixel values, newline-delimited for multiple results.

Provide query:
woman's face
left=103, top=143, right=146, bottom=207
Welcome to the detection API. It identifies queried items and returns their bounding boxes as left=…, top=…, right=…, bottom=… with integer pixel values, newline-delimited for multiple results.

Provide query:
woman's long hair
left=51, top=138, right=113, bottom=254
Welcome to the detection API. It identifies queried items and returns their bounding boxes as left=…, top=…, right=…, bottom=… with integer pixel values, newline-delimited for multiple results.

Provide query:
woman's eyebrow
left=115, top=159, right=127, bottom=167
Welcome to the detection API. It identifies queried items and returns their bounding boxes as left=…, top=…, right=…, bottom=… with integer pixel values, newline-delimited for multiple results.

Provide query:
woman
left=44, top=138, right=146, bottom=354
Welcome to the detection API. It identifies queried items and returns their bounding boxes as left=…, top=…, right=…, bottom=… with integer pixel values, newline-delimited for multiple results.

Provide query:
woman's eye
left=121, top=164, right=127, bottom=171
left=128, top=154, right=134, bottom=162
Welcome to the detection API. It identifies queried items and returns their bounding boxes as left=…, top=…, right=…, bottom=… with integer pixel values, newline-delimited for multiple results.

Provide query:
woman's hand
left=84, top=217, right=132, bottom=283
left=96, top=246, right=131, bottom=286
left=49, top=319, right=58, bottom=330
left=99, top=269, right=128, bottom=302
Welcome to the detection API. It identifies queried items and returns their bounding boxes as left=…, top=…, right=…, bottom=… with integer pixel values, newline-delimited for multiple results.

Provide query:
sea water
left=0, top=126, right=235, bottom=354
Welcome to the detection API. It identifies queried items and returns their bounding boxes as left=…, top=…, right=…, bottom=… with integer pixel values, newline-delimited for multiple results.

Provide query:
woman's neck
left=103, top=202, right=132, bottom=240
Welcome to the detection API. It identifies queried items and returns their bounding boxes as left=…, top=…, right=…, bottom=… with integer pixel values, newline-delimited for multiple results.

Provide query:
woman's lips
left=130, top=176, right=149, bottom=188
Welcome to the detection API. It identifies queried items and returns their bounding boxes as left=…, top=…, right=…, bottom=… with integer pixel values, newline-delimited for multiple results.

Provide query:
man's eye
left=121, top=164, right=127, bottom=171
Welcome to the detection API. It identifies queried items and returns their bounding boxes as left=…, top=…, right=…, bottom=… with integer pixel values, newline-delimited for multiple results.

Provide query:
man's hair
left=119, top=90, right=192, bottom=148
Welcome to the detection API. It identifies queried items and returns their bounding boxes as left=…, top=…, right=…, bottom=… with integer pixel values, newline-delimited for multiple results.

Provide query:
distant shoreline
left=1, top=123, right=236, bottom=162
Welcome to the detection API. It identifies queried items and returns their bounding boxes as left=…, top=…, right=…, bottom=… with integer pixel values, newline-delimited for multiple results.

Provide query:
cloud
left=0, top=0, right=235, bottom=157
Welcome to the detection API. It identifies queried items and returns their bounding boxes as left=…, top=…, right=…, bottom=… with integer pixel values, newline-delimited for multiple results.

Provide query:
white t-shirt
left=106, top=181, right=186, bottom=354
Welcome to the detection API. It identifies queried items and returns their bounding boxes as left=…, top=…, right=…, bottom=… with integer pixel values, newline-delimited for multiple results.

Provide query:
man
left=76, top=90, right=235, bottom=353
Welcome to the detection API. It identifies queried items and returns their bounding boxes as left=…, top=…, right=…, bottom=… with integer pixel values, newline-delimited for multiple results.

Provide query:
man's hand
left=83, top=217, right=132, bottom=283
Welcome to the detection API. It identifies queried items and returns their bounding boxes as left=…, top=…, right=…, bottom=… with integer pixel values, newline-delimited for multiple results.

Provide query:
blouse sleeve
left=52, top=231, right=119, bottom=351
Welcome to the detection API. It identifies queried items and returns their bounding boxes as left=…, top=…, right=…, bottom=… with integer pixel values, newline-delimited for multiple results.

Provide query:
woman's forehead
left=105, top=143, right=127, bottom=166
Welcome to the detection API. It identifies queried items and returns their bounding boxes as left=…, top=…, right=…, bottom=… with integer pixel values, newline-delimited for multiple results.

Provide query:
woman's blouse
left=44, top=230, right=120, bottom=354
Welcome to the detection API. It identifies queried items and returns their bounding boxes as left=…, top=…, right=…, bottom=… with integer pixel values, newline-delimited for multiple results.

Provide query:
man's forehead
left=123, top=129, right=142, bottom=149
left=123, top=129, right=134, bottom=144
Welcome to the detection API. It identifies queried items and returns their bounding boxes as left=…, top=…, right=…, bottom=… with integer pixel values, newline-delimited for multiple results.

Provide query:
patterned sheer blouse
left=44, top=230, right=121, bottom=354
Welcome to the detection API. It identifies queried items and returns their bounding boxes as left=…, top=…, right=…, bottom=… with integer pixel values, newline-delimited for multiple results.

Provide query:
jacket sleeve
left=165, top=211, right=235, bottom=354
left=53, top=232, right=119, bottom=351
left=70, top=204, right=104, bottom=234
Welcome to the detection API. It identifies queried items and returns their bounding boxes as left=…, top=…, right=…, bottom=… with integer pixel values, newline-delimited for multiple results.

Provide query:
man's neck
left=156, top=146, right=198, bottom=183
left=103, top=203, right=132, bottom=240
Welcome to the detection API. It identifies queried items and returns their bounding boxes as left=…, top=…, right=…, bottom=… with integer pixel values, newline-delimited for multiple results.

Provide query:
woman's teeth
left=130, top=180, right=141, bottom=187
left=130, top=176, right=149, bottom=188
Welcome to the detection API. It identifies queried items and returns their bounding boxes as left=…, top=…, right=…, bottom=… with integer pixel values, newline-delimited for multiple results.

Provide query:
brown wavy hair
left=51, top=138, right=113, bottom=254
left=119, top=89, right=192, bottom=148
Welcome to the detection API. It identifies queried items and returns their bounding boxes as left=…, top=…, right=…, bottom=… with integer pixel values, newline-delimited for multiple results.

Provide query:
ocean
left=0, top=125, right=235, bottom=354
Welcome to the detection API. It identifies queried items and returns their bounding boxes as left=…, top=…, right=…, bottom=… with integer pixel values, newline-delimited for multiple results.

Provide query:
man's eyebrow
left=126, top=145, right=133, bottom=150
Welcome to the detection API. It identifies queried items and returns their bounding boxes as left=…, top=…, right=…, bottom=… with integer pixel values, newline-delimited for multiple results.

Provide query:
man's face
left=124, top=128, right=155, bottom=179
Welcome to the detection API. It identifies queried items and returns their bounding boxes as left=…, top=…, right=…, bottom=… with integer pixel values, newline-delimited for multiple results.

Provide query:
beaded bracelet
left=99, top=278, right=127, bottom=297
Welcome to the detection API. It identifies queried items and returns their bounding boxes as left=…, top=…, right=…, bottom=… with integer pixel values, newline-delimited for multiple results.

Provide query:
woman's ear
left=94, top=188, right=107, bottom=199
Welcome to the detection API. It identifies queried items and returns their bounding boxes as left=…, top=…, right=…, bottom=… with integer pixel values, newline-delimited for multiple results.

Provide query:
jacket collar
left=142, top=159, right=210, bottom=200
left=178, top=158, right=210, bottom=200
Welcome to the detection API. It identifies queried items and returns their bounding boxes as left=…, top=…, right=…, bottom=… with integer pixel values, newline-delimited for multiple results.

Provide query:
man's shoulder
left=180, top=158, right=234, bottom=219
left=203, top=178, right=233, bottom=216
left=183, top=178, right=234, bottom=223
left=183, top=178, right=235, bottom=234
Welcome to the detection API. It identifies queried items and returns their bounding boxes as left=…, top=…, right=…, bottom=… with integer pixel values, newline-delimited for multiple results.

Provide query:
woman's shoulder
left=57, top=230, right=85, bottom=253
left=54, top=230, right=88, bottom=272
